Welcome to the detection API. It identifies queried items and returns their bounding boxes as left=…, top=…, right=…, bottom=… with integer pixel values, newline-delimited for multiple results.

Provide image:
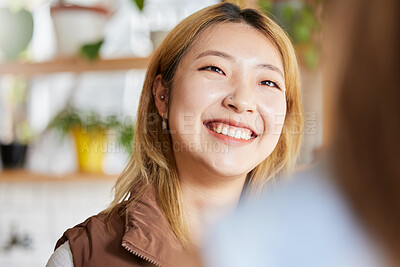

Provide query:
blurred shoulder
left=203, top=165, right=388, bottom=267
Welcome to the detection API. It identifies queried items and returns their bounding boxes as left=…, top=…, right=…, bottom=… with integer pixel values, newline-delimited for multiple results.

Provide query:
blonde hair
left=105, top=3, right=303, bottom=247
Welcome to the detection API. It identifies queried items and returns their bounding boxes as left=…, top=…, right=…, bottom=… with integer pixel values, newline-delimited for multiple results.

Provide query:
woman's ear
left=153, top=74, right=169, bottom=119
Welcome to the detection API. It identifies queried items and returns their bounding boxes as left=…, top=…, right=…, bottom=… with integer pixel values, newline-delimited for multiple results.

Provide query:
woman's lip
left=203, top=119, right=258, bottom=136
left=204, top=123, right=256, bottom=146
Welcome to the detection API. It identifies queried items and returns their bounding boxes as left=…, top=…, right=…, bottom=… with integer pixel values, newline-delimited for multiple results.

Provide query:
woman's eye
left=260, top=80, right=280, bottom=89
left=199, top=66, right=225, bottom=75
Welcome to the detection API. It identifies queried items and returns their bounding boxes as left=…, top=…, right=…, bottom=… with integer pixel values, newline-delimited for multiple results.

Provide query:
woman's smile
left=203, top=119, right=257, bottom=146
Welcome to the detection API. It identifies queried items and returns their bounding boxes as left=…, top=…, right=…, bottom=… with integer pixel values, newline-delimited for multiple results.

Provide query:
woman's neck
left=179, top=170, right=247, bottom=245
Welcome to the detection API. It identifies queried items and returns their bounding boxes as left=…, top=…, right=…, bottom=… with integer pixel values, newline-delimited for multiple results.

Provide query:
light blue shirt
left=203, top=167, right=389, bottom=267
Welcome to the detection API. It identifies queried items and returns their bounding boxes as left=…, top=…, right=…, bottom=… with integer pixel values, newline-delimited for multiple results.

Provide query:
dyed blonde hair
left=105, top=3, right=303, bottom=247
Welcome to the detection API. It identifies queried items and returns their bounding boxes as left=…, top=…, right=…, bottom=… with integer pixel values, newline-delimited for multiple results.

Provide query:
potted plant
left=48, top=107, right=134, bottom=173
left=50, top=1, right=111, bottom=58
left=50, top=0, right=145, bottom=60
left=0, top=77, right=34, bottom=169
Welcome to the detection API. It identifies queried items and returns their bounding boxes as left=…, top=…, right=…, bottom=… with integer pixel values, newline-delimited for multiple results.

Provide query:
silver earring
left=230, top=96, right=234, bottom=100
left=162, top=118, right=167, bottom=130
left=160, top=95, right=165, bottom=100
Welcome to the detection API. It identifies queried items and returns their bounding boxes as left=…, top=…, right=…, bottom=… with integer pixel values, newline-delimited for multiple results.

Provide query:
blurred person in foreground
left=201, top=0, right=400, bottom=266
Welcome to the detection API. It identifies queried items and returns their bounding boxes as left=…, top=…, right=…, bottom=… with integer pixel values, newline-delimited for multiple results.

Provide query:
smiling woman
left=46, top=3, right=303, bottom=267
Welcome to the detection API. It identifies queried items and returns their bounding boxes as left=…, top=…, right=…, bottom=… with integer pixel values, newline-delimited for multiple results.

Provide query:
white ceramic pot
left=51, top=4, right=110, bottom=57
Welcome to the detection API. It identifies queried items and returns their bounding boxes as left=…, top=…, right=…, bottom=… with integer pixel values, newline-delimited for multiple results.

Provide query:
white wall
left=0, top=179, right=114, bottom=267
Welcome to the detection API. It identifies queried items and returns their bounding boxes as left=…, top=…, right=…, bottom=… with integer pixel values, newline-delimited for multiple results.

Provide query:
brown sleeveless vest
left=55, top=187, right=184, bottom=267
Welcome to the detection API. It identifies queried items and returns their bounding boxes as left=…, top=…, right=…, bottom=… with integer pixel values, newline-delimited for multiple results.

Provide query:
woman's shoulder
left=51, top=187, right=182, bottom=267
left=203, top=167, right=389, bottom=267
left=53, top=208, right=137, bottom=267
left=55, top=211, right=125, bottom=251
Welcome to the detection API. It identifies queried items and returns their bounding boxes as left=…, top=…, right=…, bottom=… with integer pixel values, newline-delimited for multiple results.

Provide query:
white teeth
left=246, top=132, right=251, bottom=140
left=228, top=128, right=235, bottom=138
left=208, top=123, right=254, bottom=141
left=235, top=130, right=241, bottom=139
left=216, top=124, right=222, bottom=134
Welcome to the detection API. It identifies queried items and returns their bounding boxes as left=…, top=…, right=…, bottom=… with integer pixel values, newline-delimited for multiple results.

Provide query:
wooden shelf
left=0, top=56, right=150, bottom=76
left=0, top=164, right=312, bottom=183
left=0, top=169, right=118, bottom=182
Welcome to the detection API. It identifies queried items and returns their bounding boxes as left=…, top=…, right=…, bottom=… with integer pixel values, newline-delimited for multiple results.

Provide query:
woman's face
left=166, top=22, right=286, bottom=179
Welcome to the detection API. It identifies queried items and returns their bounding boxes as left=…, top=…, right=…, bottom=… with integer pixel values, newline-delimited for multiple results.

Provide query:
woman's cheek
left=273, top=112, right=286, bottom=136
left=256, top=94, right=286, bottom=135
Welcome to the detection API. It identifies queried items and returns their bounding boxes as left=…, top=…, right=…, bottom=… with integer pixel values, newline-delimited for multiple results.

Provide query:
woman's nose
left=222, top=82, right=256, bottom=114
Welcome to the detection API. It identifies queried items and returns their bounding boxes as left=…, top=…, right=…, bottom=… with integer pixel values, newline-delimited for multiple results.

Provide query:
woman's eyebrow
left=257, top=64, right=284, bottom=79
left=196, top=50, right=284, bottom=78
left=196, top=50, right=234, bottom=61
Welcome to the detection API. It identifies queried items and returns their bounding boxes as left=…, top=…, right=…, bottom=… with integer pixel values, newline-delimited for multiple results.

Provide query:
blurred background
left=0, top=0, right=324, bottom=266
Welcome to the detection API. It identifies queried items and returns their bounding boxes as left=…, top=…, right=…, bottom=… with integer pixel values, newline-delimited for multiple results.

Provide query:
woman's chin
left=206, top=159, right=252, bottom=180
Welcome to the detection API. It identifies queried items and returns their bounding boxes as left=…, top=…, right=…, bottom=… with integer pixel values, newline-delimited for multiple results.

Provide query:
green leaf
left=258, top=0, right=273, bottom=14
left=47, top=107, right=82, bottom=137
left=48, top=108, right=136, bottom=155
left=304, top=46, right=319, bottom=70
left=80, top=39, right=104, bottom=61
left=280, top=4, right=295, bottom=24
left=293, top=23, right=311, bottom=44
left=117, top=122, right=134, bottom=155
left=132, top=0, right=144, bottom=11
